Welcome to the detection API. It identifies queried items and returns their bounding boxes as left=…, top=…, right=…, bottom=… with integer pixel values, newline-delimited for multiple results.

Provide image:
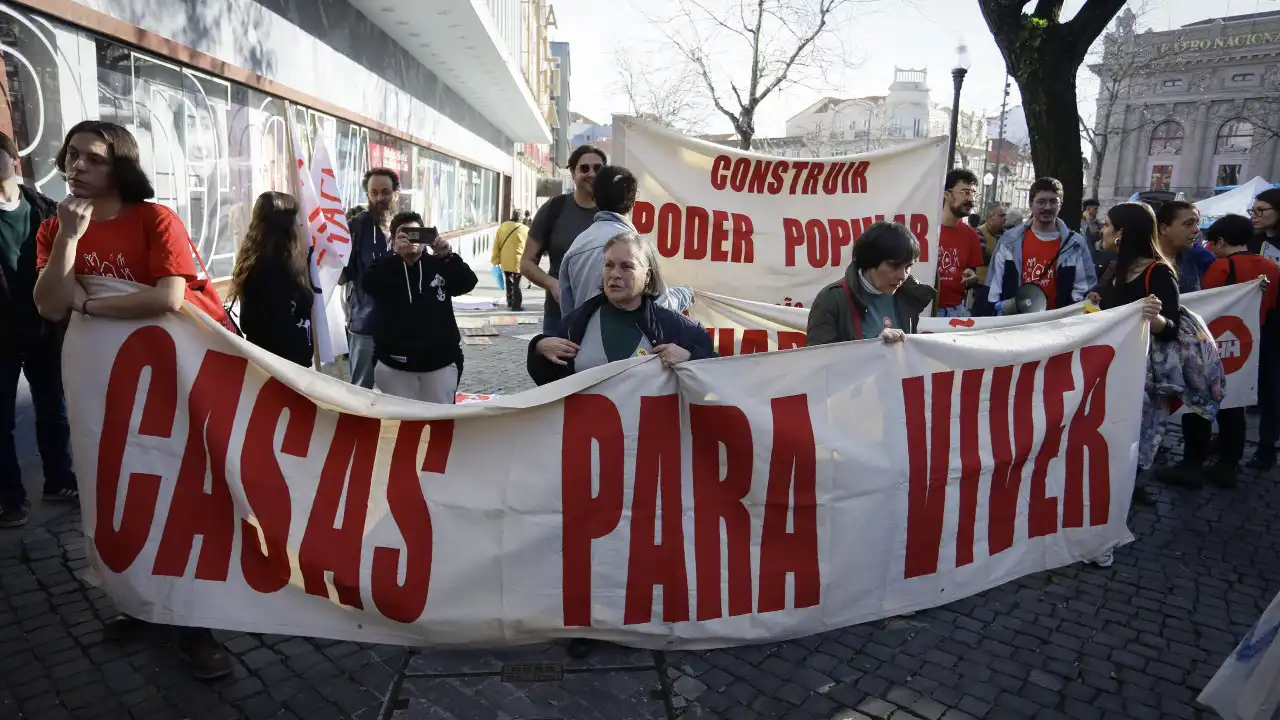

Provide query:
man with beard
left=340, top=168, right=399, bottom=389
left=935, top=169, right=985, bottom=317
left=521, top=145, right=606, bottom=334
left=987, top=178, right=1096, bottom=313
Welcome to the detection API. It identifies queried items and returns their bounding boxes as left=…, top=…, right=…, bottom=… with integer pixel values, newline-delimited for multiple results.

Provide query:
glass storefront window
left=0, top=1, right=503, bottom=279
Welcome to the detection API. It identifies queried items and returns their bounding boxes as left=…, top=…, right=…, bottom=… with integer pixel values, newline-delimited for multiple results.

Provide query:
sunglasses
left=577, top=163, right=603, bottom=174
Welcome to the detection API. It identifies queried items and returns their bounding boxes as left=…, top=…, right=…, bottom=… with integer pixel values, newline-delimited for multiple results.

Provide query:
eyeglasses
left=577, top=163, right=603, bottom=174
left=949, top=188, right=977, bottom=198
left=1252, top=206, right=1275, bottom=216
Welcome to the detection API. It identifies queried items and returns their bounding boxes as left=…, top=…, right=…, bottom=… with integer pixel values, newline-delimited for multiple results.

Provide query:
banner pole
left=284, top=102, right=324, bottom=372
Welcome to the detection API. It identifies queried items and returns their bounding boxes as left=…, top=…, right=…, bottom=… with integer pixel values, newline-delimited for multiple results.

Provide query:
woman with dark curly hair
left=228, top=191, right=314, bottom=366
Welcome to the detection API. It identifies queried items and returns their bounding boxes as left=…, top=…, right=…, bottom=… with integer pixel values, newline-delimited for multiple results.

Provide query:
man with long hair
left=340, top=168, right=399, bottom=389
left=0, top=131, right=76, bottom=528
left=32, top=120, right=234, bottom=680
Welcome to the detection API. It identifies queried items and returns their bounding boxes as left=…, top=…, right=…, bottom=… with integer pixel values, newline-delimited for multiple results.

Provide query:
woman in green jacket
left=807, top=221, right=937, bottom=344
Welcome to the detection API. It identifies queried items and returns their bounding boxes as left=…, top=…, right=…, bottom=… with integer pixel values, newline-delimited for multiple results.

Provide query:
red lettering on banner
left=152, top=351, right=248, bottom=580
left=822, top=163, right=845, bottom=195
left=710, top=155, right=730, bottom=190
left=778, top=331, right=807, bottom=350
left=1028, top=353, right=1072, bottom=539
left=767, top=161, right=788, bottom=194
left=642, top=202, right=754, bottom=263
left=801, top=163, right=823, bottom=195
left=633, top=200, right=655, bottom=233
left=830, top=219, right=853, bottom=267
left=731, top=214, right=755, bottom=263
left=624, top=395, right=690, bottom=625
left=96, top=326, right=178, bottom=573
left=758, top=396, right=820, bottom=612
left=990, top=361, right=1038, bottom=555
left=717, top=329, right=737, bottom=356
left=910, top=213, right=931, bottom=261
left=239, top=378, right=316, bottom=593
left=788, top=162, right=808, bottom=194
left=299, top=414, right=380, bottom=609
left=903, top=371, right=953, bottom=579
left=747, top=160, right=770, bottom=194
left=740, top=329, right=769, bottom=355
left=1063, top=346, right=1114, bottom=529
left=710, top=210, right=731, bottom=262
left=561, top=395, right=625, bottom=627
left=903, top=347, right=1115, bottom=578
left=729, top=157, right=750, bottom=192
left=371, top=420, right=453, bottom=623
left=784, top=218, right=804, bottom=267
left=709, top=157, right=869, bottom=195
left=805, top=219, right=829, bottom=268
left=954, top=370, right=984, bottom=567
left=684, top=206, right=709, bottom=260
left=690, top=405, right=754, bottom=620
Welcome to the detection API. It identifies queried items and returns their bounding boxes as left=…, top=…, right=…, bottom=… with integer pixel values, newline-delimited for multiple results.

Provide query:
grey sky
left=550, top=0, right=1272, bottom=135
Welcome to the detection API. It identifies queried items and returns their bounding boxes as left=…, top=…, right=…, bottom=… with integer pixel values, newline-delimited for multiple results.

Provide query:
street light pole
left=947, top=42, right=972, bottom=171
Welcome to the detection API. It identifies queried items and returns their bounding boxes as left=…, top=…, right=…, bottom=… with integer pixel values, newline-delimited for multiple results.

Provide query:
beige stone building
left=1093, top=9, right=1280, bottom=206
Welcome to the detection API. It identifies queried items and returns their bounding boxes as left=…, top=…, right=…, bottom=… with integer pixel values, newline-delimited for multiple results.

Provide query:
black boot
left=1248, top=445, right=1276, bottom=471
left=1154, top=459, right=1203, bottom=489
left=1207, top=461, right=1239, bottom=489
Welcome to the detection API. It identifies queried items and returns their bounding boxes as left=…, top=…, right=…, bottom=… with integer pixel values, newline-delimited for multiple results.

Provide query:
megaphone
left=1011, top=283, right=1049, bottom=314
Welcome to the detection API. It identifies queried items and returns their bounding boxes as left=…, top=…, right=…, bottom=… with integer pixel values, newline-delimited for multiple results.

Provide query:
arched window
left=1216, top=118, right=1255, bottom=154
left=1148, top=121, right=1184, bottom=154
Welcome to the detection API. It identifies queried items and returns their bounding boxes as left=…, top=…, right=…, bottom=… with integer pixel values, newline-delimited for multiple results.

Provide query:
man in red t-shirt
left=1172, top=214, right=1278, bottom=485
left=987, top=177, right=1096, bottom=313
left=30, top=121, right=234, bottom=681
left=935, top=169, right=985, bottom=317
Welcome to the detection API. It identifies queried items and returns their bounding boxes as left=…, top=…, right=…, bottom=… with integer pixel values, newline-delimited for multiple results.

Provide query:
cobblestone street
left=2, top=293, right=1277, bottom=719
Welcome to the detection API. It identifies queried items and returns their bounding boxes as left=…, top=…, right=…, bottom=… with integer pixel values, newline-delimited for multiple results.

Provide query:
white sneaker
left=1088, top=549, right=1114, bottom=568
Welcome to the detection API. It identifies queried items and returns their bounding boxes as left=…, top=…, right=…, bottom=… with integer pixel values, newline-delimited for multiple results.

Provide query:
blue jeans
left=347, top=331, right=377, bottom=390
left=0, top=329, right=77, bottom=508
left=937, top=304, right=971, bottom=319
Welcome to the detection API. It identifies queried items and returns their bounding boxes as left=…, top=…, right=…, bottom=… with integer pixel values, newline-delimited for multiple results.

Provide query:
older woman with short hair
left=528, top=231, right=714, bottom=385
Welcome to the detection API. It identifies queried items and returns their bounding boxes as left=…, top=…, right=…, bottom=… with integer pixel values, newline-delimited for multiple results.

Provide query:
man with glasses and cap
left=521, top=144, right=607, bottom=334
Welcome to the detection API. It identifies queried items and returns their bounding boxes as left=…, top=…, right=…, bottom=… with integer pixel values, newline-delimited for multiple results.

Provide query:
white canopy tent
left=1195, top=176, right=1277, bottom=225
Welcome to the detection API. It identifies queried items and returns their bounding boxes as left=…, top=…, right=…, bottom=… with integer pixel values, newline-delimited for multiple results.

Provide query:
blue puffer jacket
left=527, top=293, right=716, bottom=386
left=987, top=219, right=1098, bottom=311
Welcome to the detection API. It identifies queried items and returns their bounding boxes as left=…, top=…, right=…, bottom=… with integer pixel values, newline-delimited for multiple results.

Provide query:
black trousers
left=504, top=272, right=523, bottom=311
left=1182, top=408, right=1246, bottom=465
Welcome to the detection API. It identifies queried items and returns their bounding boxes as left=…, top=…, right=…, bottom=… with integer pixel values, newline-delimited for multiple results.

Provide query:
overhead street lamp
left=947, top=42, right=971, bottom=171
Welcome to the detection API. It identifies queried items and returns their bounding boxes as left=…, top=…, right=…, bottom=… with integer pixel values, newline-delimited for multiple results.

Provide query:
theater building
left=1092, top=9, right=1280, bottom=205
left=0, top=0, right=559, bottom=276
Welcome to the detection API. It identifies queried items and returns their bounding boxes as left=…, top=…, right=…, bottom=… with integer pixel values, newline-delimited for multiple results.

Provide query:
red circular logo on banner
left=1209, top=315, right=1252, bottom=375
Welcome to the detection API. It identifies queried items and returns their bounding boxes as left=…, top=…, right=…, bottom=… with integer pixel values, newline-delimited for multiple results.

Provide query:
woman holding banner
left=806, top=221, right=936, bottom=344
left=32, top=121, right=235, bottom=679
left=528, top=231, right=713, bottom=385
left=1094, top=201, right=1187, bottom=513
left=227, top=191, right=315, bottom=367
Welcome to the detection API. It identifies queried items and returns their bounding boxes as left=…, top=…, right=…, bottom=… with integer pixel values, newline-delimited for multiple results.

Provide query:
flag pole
left=284, top=103, right=324, bottom=372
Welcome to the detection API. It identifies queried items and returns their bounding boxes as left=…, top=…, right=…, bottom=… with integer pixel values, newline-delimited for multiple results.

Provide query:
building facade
left=1092, top=9, right=1280, bottom=206
left=549, top=41, right=571, bottom=170
left=0, top=0, right=557, bottom=276
left=777, top=69, right=987, bottom=170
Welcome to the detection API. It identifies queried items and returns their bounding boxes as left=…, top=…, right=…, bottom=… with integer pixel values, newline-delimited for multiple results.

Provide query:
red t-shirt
left=36, top=202, right=197, bottom=284
left=936, top=223, right=984, bottom=308
left=1020, top=228, right=1061, bottom=309
left=1203, top=252, right=1279, bottom=326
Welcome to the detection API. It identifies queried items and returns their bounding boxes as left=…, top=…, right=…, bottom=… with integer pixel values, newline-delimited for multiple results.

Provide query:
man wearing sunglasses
left=521, top=144, right=607, bottom=334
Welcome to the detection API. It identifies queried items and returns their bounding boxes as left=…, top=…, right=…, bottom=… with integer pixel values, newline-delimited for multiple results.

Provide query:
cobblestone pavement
left=3, top=304, right=1278, bottom=719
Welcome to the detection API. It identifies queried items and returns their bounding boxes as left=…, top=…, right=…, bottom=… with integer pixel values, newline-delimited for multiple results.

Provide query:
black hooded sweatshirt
left=362, top=250, right=478, bottom=373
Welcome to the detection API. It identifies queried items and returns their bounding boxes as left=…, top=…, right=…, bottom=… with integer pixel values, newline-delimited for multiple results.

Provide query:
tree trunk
left=1015, top=60, right=1087, bottom=231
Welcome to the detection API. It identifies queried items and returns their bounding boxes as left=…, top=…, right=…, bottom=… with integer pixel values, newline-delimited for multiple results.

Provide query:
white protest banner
left=67, top=278, right=1145, bottom=650
left=613, top=117, right=947, bottom=306
left=689, top=282, right=1261, bottom=409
